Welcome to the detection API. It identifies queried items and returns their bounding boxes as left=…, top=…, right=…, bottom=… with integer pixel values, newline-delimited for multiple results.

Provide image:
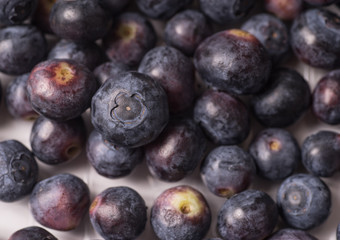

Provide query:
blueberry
left=145, top=118, right=207, bottom=182
left=267, top=228, right=318, bottom=240
left=217, top=189, right=278, bottom=240
left=138, top=46, right=195, bottom=114
left=201, top=145, right=255, bottom=198
left=249, top=128, right=300, bottom=180
left=194, top=29, right=271, bottom=95
left=94, top=61, right=130, bottom=85
left=151, top=185, right=211, bottom=240
left=0, top=140, right=38, bottom=202
left=9, top=226, right=57, bottom=240
left=0, top=25, right=47, bottom=75
left=30, top=173, right=90, bottom=231
left=89, top=186, right=147, bottom=240
left=302, top=130, right=340, bottom=177
left=251, top=68, right=311, bottom=127
left=32, top=0, right=56, bottom=33
left=86, top=130, right=143, bottom=178
left=164, top=9, right=211, bottom=56
left=277, top=173, right=331, bottom=230
left=0, top=0, right=37, bottom=25
left=91, top=71, right=169, bottom=148
left=193, top=90, right=250, bottom=145
left=265, top=0, right=303, bottom=21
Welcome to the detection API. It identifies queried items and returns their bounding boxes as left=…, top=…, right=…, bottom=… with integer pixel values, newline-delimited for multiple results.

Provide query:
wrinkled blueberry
left=32, top=0, right=56, bottom=33
left=0, top=0, right=37, bottom=25
left=94, top=61, right=130, bottom=85
left=265, top=0, right=303, bottom=21
left=268, top=228, right=318, bottom=240
left=9, top=226, right=57, bottom=240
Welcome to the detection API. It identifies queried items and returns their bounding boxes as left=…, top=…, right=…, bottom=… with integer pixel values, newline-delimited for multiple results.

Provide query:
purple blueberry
left=0, top=0, right=37, bottom=25
left=94, top=61, right=130, bottom=85
left=9, top=226, right=57, bottom=240
left=268, top=228, right=318, bottom=240
left=265, top=0, right=303, bottom=21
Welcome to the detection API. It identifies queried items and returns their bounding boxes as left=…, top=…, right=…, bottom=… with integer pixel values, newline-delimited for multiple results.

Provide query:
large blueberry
left=267, top=228, right=318, bottom=240
left=9, top=226, right=57, bottom=240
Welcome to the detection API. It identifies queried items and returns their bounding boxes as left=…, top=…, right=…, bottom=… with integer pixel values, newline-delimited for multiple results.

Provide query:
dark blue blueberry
left=312, top=70, right=340, bottom=124
left=0, top=140, right=38, bottom=202
left=302, top=130, right=340, bottom=177
left=291, top=9, right=340, bottom=69
left=267, top=228, right=318, bottom=240
left=9, top=226, right=57, bottom=240
left=5, top=73, right=38, bottom=120
left=217, top=189, right=278, bottom=240
left=86, top=130, right=143, bottom=178
left=135, top=0, right=193, bottom=19
left=249, top=128, right=300, bottom=180
left=194, top=29, right=271, bottom=95
left=201, top=145, right=255, bottom=198
left=138, top=46, right=195, bottom=114
left=251, top=68, right=311, bottom=127
left=99, top=0, right=130, bottom=15
left=91, top=71, right=169, bottom=148
left=277, top=173, right=331, bottom=230
left=193, top=90, right=250, bottom=145
left=30, top=173, right=90, bottom=231
left=89, top=186, right=147, bottom=240
left=0, top=25, right=47, bottom=75
left=265, top=0, right=303, bottom=21
left=0, top=0, right=37, bottom=25
left=151, top=185, right=211, bottom=240
left=241, top=13, right=290, bottom=64
left=145, top=118, right=207, bottom=182
left=94, top=61, right=130, bottom=85
left=164, top=9, right=211, bottom=56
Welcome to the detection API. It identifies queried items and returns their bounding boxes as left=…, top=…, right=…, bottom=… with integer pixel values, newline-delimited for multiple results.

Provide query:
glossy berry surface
left=251, top=68, right=311, bottom=127
left=30, top=116, right=87, bottom=165
left=32, top=0, right=56, bottom=33
left=94, top=61, right=130, bottom=85
left=313, top=70, right=340, bottom=124
left=145, top=118, right=206, bottom=182
left=49, top=0, right=111, bottom=43
left=89, top=186, right=147, bottom=240
left=217, top=189, right=278, bottom=240
left=265, top=0, right=303, bottom=21
left=277, top=174, right=331, bottom=230
left=201, top=145, right=255, bottom=198
left=249, top=128, right=300, bottom=180
left=268, top=228, right=318, bottom=240
left=138, top=46, right=195, bottom=114
left=241, top=13, right=290, bottom=64
left=9, top=226, right=57, bottom=240
left=164, top=9, right=211, bottom=56
left=103, top=12, right=156, bottom=67
left=5, top=73, right=38, bottom=120
left=0, top=140, right=38, bottom=202
left=151, top=185, right=211, bottom=240
left=91, top=71, right=169, bottom=148
left=86, top=130, right=143, bottom=178
left=193, top=90, right=250, bottom=145
left=27, top=59, right=98, bottom=121
left=0, top=25, right=47, bottom=75
left=199, top=0, right=255, bottom=24
left=302, top=130, right=340, bottom=177
left=194, top=29, right=271, bottom=95
left=30, top=173, right=90, bottom=231
left=0, top=0, right=37, bottom=25
left=291, top=9, right=340, bottom=69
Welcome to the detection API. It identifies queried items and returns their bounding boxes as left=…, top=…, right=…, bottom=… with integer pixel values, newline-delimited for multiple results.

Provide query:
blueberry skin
left=0, top=25, right=47, bottom=75
left=48, top=39, right=107, bottom=71
left=194, top=29, right=271, bottom=95
left=5, top=73, right=39, bottom=120
left=267, top=228, right=318, bottom=240
left=0, top=140, right=38, bottom=202
left=94, top=61, right=130, bottom=85
left=103, top=12, right=157, bottom=67
left=301, top=130, right=340, bottom=177
left=86, top=130, right=143, bottom=178
left=89, top=186, right=147, bottom=240
left=0, top=0, right=37, bottom=25
left=313, top=70, right=340, bottom=124
left=91, top=71, right=169, bottom=148
left=145, top=118, right=207, bottom=182
left=49, top=0, right=112, bottom=43
left=193, top=90, right=250, bottom=145
left=9, top=226, right=58, bottom=240
left=277, top=174, right=331, bottom=230
left=99, top=0, right=130, bottom=15
left=291, top=9, right=340, bottom=69
left=138, top=46, right=195, bottom=114
left=217, top=189, right=278, bottom=240
left=199, top=0, right=255, bottom=24
left=201, top=146, right=255, bottom=198
left=241, top=13, right=290, bottom=64
left=251, top=68, right=311, bottom=127
left=30, top=173, right=90, bottom=231
left=135, top=0, right=193, bottom=20
left=249, top=128, right=300, bottom=180
left=164, top=9, right=211, bottom=56
left=265, top=0, right=303, bottom=21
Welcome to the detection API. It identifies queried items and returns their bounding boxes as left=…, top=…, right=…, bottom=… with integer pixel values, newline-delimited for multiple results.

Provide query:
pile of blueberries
left=2, top=0, right=340, bottom=239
